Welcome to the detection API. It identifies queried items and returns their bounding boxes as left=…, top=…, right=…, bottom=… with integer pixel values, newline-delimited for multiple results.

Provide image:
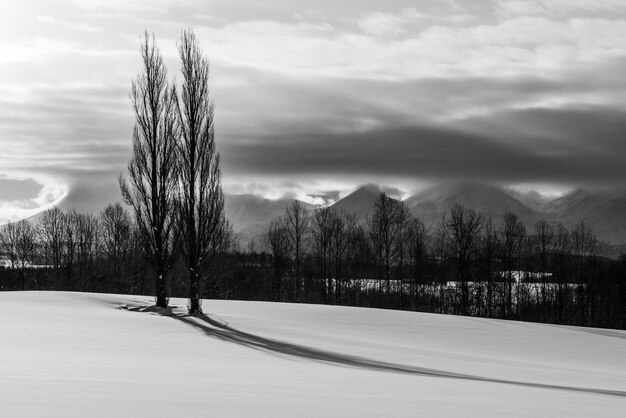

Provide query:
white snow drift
left=1, top=291, right=625, bottom=417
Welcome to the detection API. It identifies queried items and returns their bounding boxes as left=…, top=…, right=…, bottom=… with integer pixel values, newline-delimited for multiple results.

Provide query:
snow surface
left=1, top=291, right=625, bottom=417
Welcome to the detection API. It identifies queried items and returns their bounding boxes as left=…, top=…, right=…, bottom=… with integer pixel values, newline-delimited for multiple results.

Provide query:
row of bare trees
left=119, top=30, right=234, bottom=314
left=0, top=205, right=145, bottom=294
left=260, top=192, right=623, bottom=327
left=1, top=191, right=623, bottom=328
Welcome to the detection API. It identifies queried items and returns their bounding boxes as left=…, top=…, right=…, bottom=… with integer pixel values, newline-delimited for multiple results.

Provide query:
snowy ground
left=1, top=292, right=625, bottom=417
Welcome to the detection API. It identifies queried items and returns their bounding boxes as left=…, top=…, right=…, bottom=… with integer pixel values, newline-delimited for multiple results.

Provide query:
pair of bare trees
left=120, top=30, right=232, bottom=313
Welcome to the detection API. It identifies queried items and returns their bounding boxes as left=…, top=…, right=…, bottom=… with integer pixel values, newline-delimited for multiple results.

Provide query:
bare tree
left=75, top=213, right=100, bottom=292
left=571, top=221, right=598, bottom=325
left=285, top=200, right=309, bottom=301
left=101, top=203, right=132, bottom=293
left=39, top=207, right=65, bottom=285
left=0, top=220, right=36, bottom=290
left=497, top=211, right=526, bottom=318
left=176, top=29, right=232, bottom=314
left=368, top=193, right=409, bottom=301
left=406, top=217, right=428, bottom=310
left=62, top=209, right=79, bottom=287
left=442, top=204, right=483, bottom=316
left=0, top=221, right=19, bottom=270
left=311, top=207, right=334, bottom=303
left=330, top=209, right=357, bottom=304
left=553, top=223, right=571, bottom=322
left=534, top=218, right=555, bottom=316
left=480, top=216, right=497, bottom=317
left=120, top=32, right=179, bottom=308
left=264, top=217, right=291, bottom=301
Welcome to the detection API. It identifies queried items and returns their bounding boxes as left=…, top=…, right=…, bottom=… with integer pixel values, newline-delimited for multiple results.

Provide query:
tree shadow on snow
left=161, top=311, right=626, bottom=399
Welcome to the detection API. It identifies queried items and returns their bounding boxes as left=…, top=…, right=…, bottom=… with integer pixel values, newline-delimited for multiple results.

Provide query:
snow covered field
left=1, top=292, right=625, bottom=417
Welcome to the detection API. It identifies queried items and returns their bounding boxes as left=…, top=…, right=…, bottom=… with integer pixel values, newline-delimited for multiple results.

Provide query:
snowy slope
left=331, top=184, right=385, bottom=220
left=1, top=291, right=625, bottom=417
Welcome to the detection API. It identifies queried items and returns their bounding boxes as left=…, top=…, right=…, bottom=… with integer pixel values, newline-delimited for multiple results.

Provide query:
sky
left=0, top=0, right=625, bottom=221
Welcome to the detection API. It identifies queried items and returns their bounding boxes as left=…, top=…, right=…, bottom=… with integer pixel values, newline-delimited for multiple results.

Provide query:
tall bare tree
left=406, top=217, right=428, bottom=310
left=0, top=221, right=19, bottom=270
left=534, top=218, right=555, bottom=315
left=0, top=220, right=36, bottom=289
left=75, top=213, right=100, bottom=292
left=330, top=209, right=357, bottom=304
left=497, top=211, right=526, bottom=317
left=553, top=222, right=571, bottom=322
left=571, top=221, right=598, bottom=325
left=368, top=193, right=409, bottom=300
left=176, top=29, right=231, bottom=314
left=120, top=32, right=179, bottom=308
left=480, top=216, right=497, bottom=317
left=39, top=207, right=65, bottom=285
left=285, top=200, right=309, bottom=301
left=62, top=209, right=79, bottom=287
left=101, top=203, right=132, bottom=293
left=311, top=207, right=334, bottom=303
left=264, top=217, right=291, bottom=301
left=442, top=204, right=483, bottom=316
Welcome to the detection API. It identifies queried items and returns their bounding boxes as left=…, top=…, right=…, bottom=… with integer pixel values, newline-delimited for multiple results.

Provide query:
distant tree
left=442, top=204, right=483, bottom=315
left=0, top=220, right=36, bottom=289
left=15, top=220, right=37, bottom=289
left=553, top=223, right=571, bottom=322
left=571, top=221, right=598, bottom=325
left=571, top=221, right=598, bottom=280
left=405, top=217, right=428, bottom=310
left=39, top=207, right=65, bottom=285
left=120, top=32, right=179, bottom=308
left=368, top=193, right=409, bottom=300
left=101, top=203, right=132, bottom=293
left=285, top=200, right=309, bottom=301
left=264, top=217, right=291, bottom=301
left=533, top=218, right=555, bottom=316
left=346, top=223, right=374, bottom=305
left=176, top=29, right=232, bottom=314
left=62, top=209, right=79, bottom=287
left=0, top=221, right=19, bottom=269
left=330, top=209, right=357, bottom=304
left=311, top=207, right=334, bottom=303
left=480, top=216, right=497, bottom=317
left=497, top=211, right=526, bottom=318
left=75, top=213, right=100, bottom=292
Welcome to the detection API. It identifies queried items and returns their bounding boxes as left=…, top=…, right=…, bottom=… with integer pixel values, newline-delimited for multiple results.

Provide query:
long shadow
left=163, top=311, right=626, bottom=399
left=556, top=324, right=626, bottom=340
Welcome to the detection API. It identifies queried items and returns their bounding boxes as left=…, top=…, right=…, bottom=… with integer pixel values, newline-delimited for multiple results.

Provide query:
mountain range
left=225, top=182, right=626, bottom=250
left=25, top=182, right=626, bottom=253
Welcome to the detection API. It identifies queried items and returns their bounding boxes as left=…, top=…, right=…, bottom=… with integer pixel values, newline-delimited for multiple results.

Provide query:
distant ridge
left=330, top=184, right=384, bottom=219
left=404, top=182, right=541, bottom=227
left=224, top=194, right=316, bottom=246
left=16, top=182, right=626, bottom=248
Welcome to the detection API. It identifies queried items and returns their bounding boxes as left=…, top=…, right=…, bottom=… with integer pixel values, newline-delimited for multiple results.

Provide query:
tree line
left=256, top=195, right=626, bottom=329
left=2, top=191, right=625, bottom=328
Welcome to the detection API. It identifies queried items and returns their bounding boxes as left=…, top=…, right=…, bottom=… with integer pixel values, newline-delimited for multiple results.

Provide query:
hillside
left=330, top=183, right=385, bottom=219
left=224, top=194, right=315, bottom=246
left=1, top=291, right=625, bottom=417
left=404, top=182, right=541, bottom=227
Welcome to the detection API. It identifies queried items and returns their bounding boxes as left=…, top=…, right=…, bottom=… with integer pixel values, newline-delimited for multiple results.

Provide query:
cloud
left=1, top=0, right=626, bottom=215
left=220, top=103, right=626, bottom=188
left=37, top=15, right=102, bottom=32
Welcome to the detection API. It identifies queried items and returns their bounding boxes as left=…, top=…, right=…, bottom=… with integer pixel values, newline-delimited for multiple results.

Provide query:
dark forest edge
left=1, top=196, right=626, bottom=330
